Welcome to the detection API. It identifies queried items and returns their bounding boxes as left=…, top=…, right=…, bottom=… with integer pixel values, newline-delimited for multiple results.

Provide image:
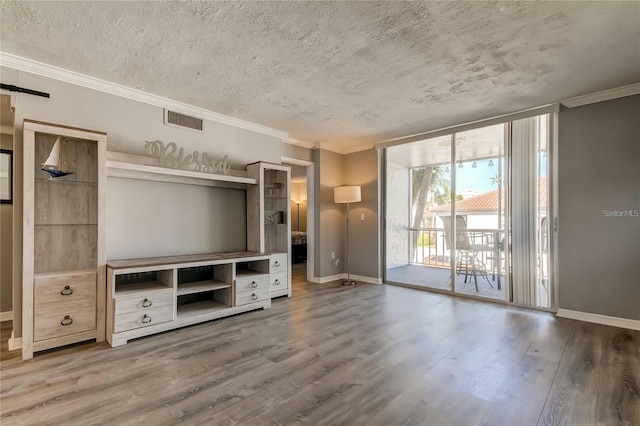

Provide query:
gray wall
left=558, top=95, right=640, bottom=320
left=343, top=149, right=380, bottom=280
left=315, top=149, right=345, bottom=278
left=1, top=133, right=13, bottom=313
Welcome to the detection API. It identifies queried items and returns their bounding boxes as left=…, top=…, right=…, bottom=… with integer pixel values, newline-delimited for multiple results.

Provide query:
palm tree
left=411, top=166, right=450, bottom=260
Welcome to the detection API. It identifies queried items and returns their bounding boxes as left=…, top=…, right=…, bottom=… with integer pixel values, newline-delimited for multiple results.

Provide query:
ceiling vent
left=164, top=109, right=203, bottom=132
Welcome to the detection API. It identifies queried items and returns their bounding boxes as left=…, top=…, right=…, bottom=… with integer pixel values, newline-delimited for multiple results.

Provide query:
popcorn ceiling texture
left=1, top=1, right=638, bottom=150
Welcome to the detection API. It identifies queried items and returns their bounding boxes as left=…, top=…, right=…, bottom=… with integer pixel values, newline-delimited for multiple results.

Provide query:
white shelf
left=177, top=300, right=229, bottom=318
left=177, top=280, right=231, bottom=296
left=106, top=160, right=257, bottom=185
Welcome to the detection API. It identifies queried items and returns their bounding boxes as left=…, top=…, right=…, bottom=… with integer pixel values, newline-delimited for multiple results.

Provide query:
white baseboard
left=0, top=311, right=13, bottom=322
left=313, top=275, right=342, bottom=284
left=8, top=336, right=22, bottom=351
left=556, top=309, right=640, bottom=331
left=345, top=274, right=382, bottom=285
left=313, top=274, right=382, bottom=285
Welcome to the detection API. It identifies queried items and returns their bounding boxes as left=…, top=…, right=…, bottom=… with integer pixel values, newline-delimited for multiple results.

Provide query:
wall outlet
left=360, top=213, right=365, bottom=221
left=331, top=252, right=336, bottom=260
left=335, top=259, right=340, bottom=266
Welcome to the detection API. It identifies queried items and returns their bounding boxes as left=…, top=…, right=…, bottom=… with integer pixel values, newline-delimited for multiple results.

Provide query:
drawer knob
left=60, top=315, right=73, bottom=326
left=142, top=314, right=152, bottom=324
left=141, top=298, right=152, bottom=308
left=251, top=293, right=258, bottom=301
left=250, top=281, right=258, bottom=288
left=60, top=286, right=73, bottom=296
left=274, top=261, right=280, bottom=267
left=274, top=279, right=280, bottom=285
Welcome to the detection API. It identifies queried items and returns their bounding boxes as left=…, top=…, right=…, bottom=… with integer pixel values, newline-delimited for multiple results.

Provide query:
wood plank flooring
left=1, top=264, right=638, bottom=425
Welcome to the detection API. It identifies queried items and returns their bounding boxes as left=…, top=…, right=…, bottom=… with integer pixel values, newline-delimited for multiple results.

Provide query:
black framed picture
left=0, top=149, right=13, bottom=204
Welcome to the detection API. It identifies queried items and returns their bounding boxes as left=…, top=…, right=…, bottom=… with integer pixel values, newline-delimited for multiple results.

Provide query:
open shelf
left=177, top=299, right=229, bottom=318
left=236, top=269, right=269, bottom=276
left=107, top=160, right=257, bottom=185
left=115, top=281, right=169, bottom=296
left=177, top=280, right=230, bottom=296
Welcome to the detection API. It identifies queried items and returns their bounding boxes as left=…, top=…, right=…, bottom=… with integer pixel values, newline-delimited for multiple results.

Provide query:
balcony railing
left=409, top=227, right=505, bottom=275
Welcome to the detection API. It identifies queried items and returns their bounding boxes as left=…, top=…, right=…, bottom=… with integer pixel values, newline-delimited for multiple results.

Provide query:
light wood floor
left=1, top=264, right=639, bottom=425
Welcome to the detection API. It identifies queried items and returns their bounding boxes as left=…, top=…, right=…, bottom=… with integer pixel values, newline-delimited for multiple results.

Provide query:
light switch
left=360, top=213, right=365, bottom=221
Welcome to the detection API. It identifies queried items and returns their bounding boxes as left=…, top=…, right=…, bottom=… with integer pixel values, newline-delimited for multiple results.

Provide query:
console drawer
left=34, top=271, right=96, bottom=308
left=235, top=275, right=269, bottom=294
left=235, top=289, right=269, bottom=306
left=34, top=302, right=96, bottom=341
left=114, top=305, right=173, bottom=333
left=270, top=272, right=287, bottom=292
left=270, top=254, right=288, bottom=274
left=114, top=289, right=173, bottom=316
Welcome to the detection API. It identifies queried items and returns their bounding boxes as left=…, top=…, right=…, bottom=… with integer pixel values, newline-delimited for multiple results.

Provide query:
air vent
left=164, top=109, right=203, bottom=131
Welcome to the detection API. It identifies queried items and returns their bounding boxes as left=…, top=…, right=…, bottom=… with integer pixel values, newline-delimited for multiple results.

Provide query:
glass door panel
left=385, top=135, right=453, bottom=291
left=451, top=124, right=508, bottom=301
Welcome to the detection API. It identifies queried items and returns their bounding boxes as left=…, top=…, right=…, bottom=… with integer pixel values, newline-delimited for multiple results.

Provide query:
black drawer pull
left=142, top=314, right=152, bottom=324
left=141, top=298, right=152, bottom=308
left=60, top=286, right=73, bottom=296
left=274, top=261, right=280, bottom=267
left=274, top=279, right=280, bottom=285
left=250, top=281, right=258, bottom=288
left=251, top=293, right=258, bottom=301
left=60, top=315, right=73, bottom=326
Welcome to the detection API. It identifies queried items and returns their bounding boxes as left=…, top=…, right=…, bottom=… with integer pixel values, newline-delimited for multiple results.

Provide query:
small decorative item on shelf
left=265, top=210, right=285, bottom=225
left=144, top=140, right=231, bottom=175
left=41, top=136, right=75, bottom=178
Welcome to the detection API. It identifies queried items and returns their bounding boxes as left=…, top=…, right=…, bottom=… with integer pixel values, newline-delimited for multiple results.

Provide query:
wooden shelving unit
left=247, top=163, right=292, bottom=299
left=21, top=120, right=107, bottom=360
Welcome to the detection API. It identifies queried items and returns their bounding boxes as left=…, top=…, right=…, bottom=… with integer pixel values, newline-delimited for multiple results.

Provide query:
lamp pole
left=345, top=201, right=354, bottom=285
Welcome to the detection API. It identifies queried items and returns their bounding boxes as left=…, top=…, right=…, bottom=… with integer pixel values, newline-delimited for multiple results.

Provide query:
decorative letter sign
left=145, top=140, right=231, bottom=175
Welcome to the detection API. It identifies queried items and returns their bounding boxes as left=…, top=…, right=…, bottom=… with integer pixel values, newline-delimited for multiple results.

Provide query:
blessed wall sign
left=145, top=140, right=231, bottom=175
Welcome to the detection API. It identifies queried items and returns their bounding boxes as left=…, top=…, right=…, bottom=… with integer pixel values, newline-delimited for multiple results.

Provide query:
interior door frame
left=281, top=156, right=315, bottom=284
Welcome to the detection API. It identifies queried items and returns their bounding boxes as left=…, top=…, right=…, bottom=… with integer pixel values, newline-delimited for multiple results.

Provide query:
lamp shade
left=291, top=181, right=307, bottom=204
left=334, top=186, right=361, bottom=204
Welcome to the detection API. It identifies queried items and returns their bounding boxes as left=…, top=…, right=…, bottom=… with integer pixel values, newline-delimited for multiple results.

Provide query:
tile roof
left=432, top=176, right=547, bottom=213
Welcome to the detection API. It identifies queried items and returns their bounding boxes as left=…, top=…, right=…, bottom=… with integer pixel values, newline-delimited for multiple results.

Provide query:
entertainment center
left=21, top=119, right=292, bottom=359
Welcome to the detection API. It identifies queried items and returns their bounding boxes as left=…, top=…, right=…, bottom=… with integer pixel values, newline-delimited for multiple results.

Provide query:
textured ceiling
left=1, top=2, right=639, bottom=151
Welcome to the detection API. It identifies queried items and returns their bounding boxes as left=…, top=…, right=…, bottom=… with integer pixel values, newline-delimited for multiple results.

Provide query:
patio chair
left=441, top=215, right=493, bottom=292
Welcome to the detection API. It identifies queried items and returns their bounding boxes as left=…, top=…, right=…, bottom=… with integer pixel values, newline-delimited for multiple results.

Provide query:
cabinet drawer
left=114, top=289, right=173, bottom=316
left=270, top=272, right=288, bottom=291
left=270, top=254, right=288, bottom=274
left=235, top=275, right=269, bottom=294
left=34, top=303, right=96, bottom=341
left=114, top=305, right=173, bottom=333
left=235, top=290, right=269, bottom=306
left=34, top=271, right=96, bottom=308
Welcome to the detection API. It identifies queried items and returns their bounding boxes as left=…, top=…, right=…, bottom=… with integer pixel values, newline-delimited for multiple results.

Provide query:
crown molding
left=316, top=141, right=375, bottom=155
left=0, top=52, right=295, bottom=140
left=281, top=137, right=315, bottom=150
left=562, top=83, right=640, bottom=108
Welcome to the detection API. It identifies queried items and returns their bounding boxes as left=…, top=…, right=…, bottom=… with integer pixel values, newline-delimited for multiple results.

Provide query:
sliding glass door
left=384, top=113, right=554, bottom=310
left=451, top=124, right=507, bottom=301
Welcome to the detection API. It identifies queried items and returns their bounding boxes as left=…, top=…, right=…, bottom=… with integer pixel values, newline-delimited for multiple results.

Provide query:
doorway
left=282, top=157, right=314, bottom=284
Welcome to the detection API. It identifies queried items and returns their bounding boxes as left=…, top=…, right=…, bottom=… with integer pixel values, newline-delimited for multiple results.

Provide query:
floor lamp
left=334, top=186, right=361, bottom=286
left=291, top=181, right=307, bottom=231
